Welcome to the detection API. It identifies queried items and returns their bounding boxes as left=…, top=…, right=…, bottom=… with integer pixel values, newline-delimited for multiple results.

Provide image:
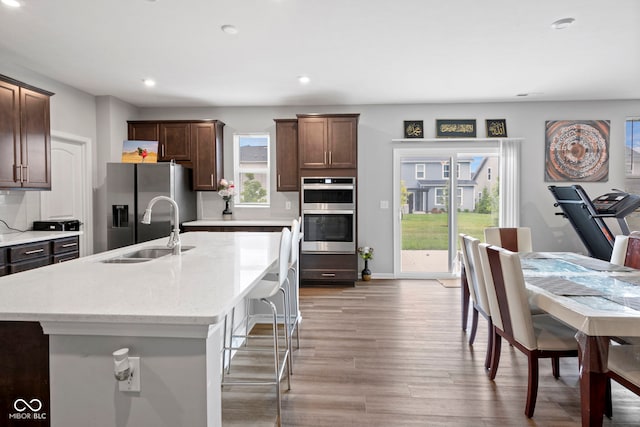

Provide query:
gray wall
left=133, top=101, right=640, bottom=275
left=2, top=55, right=639, bottom=273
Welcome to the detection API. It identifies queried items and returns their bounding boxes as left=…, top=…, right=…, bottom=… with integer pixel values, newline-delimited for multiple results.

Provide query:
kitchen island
left=0, top=231, right=281, bottom=427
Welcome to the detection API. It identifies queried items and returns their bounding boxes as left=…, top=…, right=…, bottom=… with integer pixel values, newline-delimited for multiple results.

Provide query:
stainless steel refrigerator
left=107, top=162, right=196, bottom=250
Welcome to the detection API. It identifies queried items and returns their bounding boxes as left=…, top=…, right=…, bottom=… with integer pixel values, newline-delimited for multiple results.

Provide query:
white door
left=41, top=132, right=92, bottom=256
left=392, top=140, right=520, bottom=279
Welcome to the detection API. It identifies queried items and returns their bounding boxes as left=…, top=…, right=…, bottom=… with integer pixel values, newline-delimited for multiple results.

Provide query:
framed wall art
left=486, top=119, right=507, bottom=137
left=544, top=120, right=610, bottom=182
left=436, top=119, right=476, bottom=138
left=121, top=140, right=159, bottom=163
left=404, top=120, right=424, bottom=138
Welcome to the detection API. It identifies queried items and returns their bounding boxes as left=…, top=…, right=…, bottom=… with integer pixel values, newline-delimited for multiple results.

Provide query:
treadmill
left=548, top=185, right=640, bottom=260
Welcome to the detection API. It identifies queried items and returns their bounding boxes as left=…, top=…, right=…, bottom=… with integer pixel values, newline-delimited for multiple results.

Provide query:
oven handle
left=302, top=209, right=354, bottom=215
left=301, top=185, right=355, bottom=190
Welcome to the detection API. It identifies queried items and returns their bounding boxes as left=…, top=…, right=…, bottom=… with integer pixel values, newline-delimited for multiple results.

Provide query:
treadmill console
left=592, top=192, right=640, bottom=218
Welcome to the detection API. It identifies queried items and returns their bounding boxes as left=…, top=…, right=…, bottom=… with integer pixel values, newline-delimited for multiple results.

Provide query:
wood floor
left=222, top=279, right=640, bottom=426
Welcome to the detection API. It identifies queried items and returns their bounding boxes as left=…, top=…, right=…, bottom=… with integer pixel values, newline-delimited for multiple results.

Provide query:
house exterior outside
left=400, top=155, right=499, bottom=214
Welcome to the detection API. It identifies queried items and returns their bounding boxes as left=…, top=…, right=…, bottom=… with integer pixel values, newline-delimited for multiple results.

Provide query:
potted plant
left=218, top=179, right=235, bottom=220
left=358, top=246, right=374, bottom=281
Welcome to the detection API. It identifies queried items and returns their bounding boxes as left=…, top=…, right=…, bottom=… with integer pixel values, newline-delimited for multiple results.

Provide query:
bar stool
left=288, top=218, right=302, bottom=350
left=221, top=228, right=292, bottom=426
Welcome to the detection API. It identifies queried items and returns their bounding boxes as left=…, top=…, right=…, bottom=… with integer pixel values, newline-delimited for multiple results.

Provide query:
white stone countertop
left=0, top=230, right=83, bottom=248
left=183, top=219, right=295, bottom=227
left=0, top=231, right=280, bottom=327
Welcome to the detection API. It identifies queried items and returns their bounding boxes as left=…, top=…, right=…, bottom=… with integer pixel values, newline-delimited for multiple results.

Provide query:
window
left=487, top=167, right=492, bottom=181
left=442, top=162, right=460, bottom=179
left=626, top=119, right=640, bottom=176
left=435, top=187, right=463, bottom=207
left=233, top=134, right=270, bottom=206
left=415, top=164, right=425, bottom=179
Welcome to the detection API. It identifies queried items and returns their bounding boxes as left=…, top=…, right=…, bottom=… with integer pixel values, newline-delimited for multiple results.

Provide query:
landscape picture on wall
left=544, top=120, right=610, bottom=182
left=121, top=140, right=159, bottom=163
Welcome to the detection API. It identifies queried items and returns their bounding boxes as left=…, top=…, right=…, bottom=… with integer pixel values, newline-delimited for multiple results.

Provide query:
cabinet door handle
left=57, top=256, right=76, bottom=263
left=321, top=273, right=336, bottom=277
left=14, top=164, right=21, bottom=182
left=329, top=151, right=332, bottom=165
left=210, top=174, right=214, bottom=187
left=62, top=243, right=78, bottom=248
left=324, top=151, right=327, bottom=164
left=278, top=174, right=281, bottom=187
left=25, top=248, right=44, bottom=255
left=23, top=165, right=28, bottom=183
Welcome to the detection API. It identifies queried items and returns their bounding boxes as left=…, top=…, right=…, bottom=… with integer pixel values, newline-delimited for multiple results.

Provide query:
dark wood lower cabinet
left=0, top=322, right=49, bottom=426
left=0, top=235, right=79, bottom=426
left=300, top=253, right=357, bottom=286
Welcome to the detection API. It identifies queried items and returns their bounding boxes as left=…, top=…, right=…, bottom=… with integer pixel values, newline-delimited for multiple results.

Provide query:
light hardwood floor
left=222, top=279, right=640, bottom=426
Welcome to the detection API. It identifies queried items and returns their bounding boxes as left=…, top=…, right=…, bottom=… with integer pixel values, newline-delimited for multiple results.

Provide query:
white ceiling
left=1, top=0, right=638, bottom=108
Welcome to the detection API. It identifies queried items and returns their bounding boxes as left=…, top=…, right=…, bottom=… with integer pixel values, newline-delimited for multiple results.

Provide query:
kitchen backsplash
left=197, top=191, right=299, bottom=220
left=0, top=191, right=41, bottom=234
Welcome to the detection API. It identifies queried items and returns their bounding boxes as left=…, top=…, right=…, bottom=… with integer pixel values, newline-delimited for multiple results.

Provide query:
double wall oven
left=301, top=177, right=356, bottom=253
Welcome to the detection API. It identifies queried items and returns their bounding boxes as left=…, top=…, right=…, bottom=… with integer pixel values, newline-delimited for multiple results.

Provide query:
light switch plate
left=380, top=200, right=389, bottom=209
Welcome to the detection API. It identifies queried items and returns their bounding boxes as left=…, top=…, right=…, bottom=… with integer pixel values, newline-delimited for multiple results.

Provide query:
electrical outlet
left=119, top=357, right=141, bottom=392
left=285, top=201, right=291, bottom=210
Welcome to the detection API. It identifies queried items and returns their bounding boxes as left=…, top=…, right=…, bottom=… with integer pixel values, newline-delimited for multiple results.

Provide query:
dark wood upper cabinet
left=191, top=121, right=225, bottom=191
left=127, top=120, right=225, bottom=191
left=128, top=121, right=191, bottom=162
left=159, top=122, right=191, bottom=162
left=327, top=116, right=358, bottom=169
left=0, top=75, right=53, bottom=190
left=0, top=79, right=20, bottom=189
left=297, top=114, right=358, bottom=169
left=274, top=119, right=299, bottom=191
left=127, top=121, right=158, bottom=142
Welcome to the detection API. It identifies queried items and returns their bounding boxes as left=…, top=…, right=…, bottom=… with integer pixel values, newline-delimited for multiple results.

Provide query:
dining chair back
left=610, top=235, right=640, bottom=269
left=459, top=234, right=493, bottom=369
left=478, top=243, right=578, bottom=418
left=484, top=227, right=533, bottom=252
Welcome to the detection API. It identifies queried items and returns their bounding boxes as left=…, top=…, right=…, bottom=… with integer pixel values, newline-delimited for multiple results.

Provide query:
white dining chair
left=459, top=234, right=493, bottom=370
left=610, top=234, right=640, bottom=269
left=484, top=227, right=533, bottom=252
left=221, top=227, right=292, bottom=426
left=478, top=243, right=579, bottom=418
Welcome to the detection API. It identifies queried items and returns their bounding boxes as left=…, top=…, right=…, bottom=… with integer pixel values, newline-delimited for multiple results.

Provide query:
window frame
left=233, top=133, right=271, bottom=207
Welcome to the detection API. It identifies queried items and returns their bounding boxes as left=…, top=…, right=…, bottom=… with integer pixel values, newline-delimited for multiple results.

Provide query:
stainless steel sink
left=101, top=245, right=195, bottom=263
left=101, top=258, right=151, bottom=264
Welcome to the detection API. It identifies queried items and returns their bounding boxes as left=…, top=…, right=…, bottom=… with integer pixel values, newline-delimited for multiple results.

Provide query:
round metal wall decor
left=544, top=120, right=610, bottom=182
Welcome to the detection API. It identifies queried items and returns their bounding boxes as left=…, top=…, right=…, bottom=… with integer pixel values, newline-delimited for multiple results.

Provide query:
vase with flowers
left=218, top=178, right=236, bottom=220
left=358, top=246, right=374, bottom=281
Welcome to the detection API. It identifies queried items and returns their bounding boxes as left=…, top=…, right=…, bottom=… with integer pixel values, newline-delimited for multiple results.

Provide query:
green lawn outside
left=401, top=212, right=497, bottom=250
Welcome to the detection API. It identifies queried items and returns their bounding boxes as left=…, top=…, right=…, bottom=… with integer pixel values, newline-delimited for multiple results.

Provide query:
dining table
left=461, top=251, right=640, bottom=427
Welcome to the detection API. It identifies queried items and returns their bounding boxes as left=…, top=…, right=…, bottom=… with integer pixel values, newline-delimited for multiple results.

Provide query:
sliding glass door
left=393, top=140, right=519, bottom=278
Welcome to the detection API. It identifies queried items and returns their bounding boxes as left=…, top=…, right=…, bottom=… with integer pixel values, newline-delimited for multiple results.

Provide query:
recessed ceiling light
left=1, top=0, right=21, bottom=8
left=298, top=75, right=310, bottom=85
left=221, top=25, right=238, bottom=35
left=551, top=17, right=575, bottom=30
left=143, top=79, right=156, bottom=87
